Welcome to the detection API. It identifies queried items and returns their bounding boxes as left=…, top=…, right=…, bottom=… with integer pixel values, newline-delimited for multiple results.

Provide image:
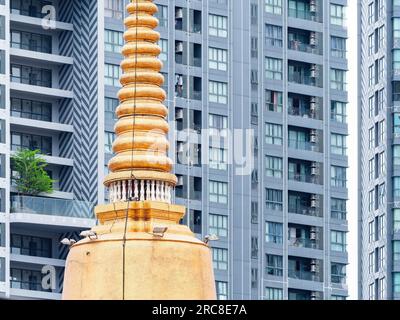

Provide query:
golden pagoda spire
left=105, top=0, right=177, bottom=203
left=62, top=0, right=216, bottom=300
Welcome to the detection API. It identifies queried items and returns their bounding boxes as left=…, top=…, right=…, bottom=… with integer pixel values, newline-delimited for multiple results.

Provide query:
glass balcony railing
left=288, top=205, right=322, bottom=218
left=288, top=8, right=312, bottom=21
left=288, top=269, right=321, bottom=282
left=10, top=196, right=95, bottom=219
left=288, top=72, right=321, bottom=87
left=288, top=139, right=313, bottom=151
left=288, top=40, right=322, bottom=55
left=288, top=172, right=316, bottom=184
left=288, top=237, right=320, bottom=250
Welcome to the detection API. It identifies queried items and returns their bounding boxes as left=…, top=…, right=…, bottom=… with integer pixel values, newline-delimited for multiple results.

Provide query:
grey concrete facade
left=358, top=0, right=400, bottom=300
left=0, top=0, right=348, bottom=300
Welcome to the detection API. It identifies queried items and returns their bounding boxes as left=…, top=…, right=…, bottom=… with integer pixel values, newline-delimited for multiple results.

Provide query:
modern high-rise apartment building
left=358, top=0, right=400, bottom=300
left=0, top=0, right=349, bottom=300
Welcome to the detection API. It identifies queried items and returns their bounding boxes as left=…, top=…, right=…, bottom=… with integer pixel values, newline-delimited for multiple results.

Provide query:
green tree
left=11, top=149, right=54, bottom=196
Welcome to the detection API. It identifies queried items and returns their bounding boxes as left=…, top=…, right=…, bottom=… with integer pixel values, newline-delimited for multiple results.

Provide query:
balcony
left=175, top=7, right=202, bottom=34
left=288, top=127, right=322, bottom=153
left=289, top=192, right=322, bottom=218
left=288, top=224, right=323, bottom=250
left=288, top=94, right=322, bottom=120
left=288, top=28, right=323, bottom=55
left=288, top=0, right=322, bottom=23
left=175, top=75, right=202, bottom=101
left=10, top=195, right=95, bottom=219
left=288, top=159, right=323, bottom=185
left=288, top=61, right=323, bottom=88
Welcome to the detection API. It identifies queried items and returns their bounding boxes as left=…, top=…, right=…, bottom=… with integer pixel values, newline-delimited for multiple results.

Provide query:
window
left=331, top=101, right=347, bottom=123
left=330, top=4, right=346, bottom=27
left=368, top=34, right=374, bottom=56
left=265, top=24, right=282, bottom=47
left=265, top=0, right=282, bottom=15
left=266, top=90, right=283, bottom=113
left=368, top=3, right=374, bottom=24
left=209, top=114, right=228, bottom=137
left=394, top=273, right=400, bottom=294
left=266, top=188, right=283, bottom=211
left=369, top=191, right=374, bottom=212
left=266, top=222, right=283, bottom=244
left=369, top=158, right=374, bottom=181
left=394, top=177, right=400, bottom=198
left=104, top=0, right=124, bottom=20
left=105, top=131, right=115, bottom=154
left=209, top=180, right=228, bottom=204
left=212, top=248, right=228, bottom=271
left=251, top=202, right=258, bottom=224
left=11, top=30, right=52, bottom=53
left=251, top=37, right=258, bottom=58
left=394, top=241, right=400, bottom=261
left=266, top=156, right=282, bottom=178
left=0, top=16, right=4, bottom=40
left=0, top=154, right=5, bottom=178
left=331, top=230, right=347, bottom=252
left=377, top=25, right=385, bottom=49
left=331, top=166, right=347, bottom=188
left=105, top=64, right=121, bottom=87
left=155, top=4, right=168, bottom=28
left=330, top=69, right=347, bottom=91
left=265, top=123, right=282, bottom=145
left=331, top=198, right=347, bottom=220
left=368, top=65, right=375, bottom=86
left=394, top=113, right=400, bottom=137
left=265, top=287, right=283, bottom=300
left=331, top=36, right=346, bottom=59
left=369, top=127, right=374, bottom=149
left=266, top=254, right=283, bottom=277
left=394, top=209, right=400, bottom=233
left=331, top=263, right=346, bottom=284
left=265, top=57, right=282, bottom=80
left=11, top=98, right=51, bottom=122
left=10, top=268, right=47, bottom=292
left=369, top=282, right=375, bottom=300
left=216, top=281, right=228, bottom=300
left=394, top=146, right=400, bottom=166
left=105, top=97, right=118, bottom=121
left=11, top=64, right=52, bottom=87
left=158, top=39, right=168, bottom=63
left=331, top=295, right=346, bottom=300
left=104, top=29, right=123, bottom=53
left=209, top=214, right=228, bottom=238
left=379, top=277, right=385, bottom=299
left=209, top=81, right=227, bottom=104
left=369, top=252, right=374, bottom=274
left=331, top=133, right=347, bottom=156
left=11, top=132, right=51, bottom=155
left=209, top=147, right=227, bottom=171
left=209, top=47, right=227, bottom=71
left=0, top=85, right=4, bottom=109
left=0, top=119, right=4, bottom=144
left=11, top=234, right=52, bottom=258
left=251, top=237, right=258, bottom=258
left=394, top=18, right=400, bottom=43
left=0, top=189, right=4, bottom=213
left=209, top=14, right=227, bottom=38
left=0, top=224, right=4, bottom=248
left=10, top=0, right=50, bottom=18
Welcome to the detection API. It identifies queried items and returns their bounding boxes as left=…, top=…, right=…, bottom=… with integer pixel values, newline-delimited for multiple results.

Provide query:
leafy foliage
left=11, top=149, right=54, bottom=196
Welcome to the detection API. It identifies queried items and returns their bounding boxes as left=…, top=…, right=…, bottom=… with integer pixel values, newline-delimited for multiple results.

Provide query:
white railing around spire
left=108, top=180, right=172, bottom=204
